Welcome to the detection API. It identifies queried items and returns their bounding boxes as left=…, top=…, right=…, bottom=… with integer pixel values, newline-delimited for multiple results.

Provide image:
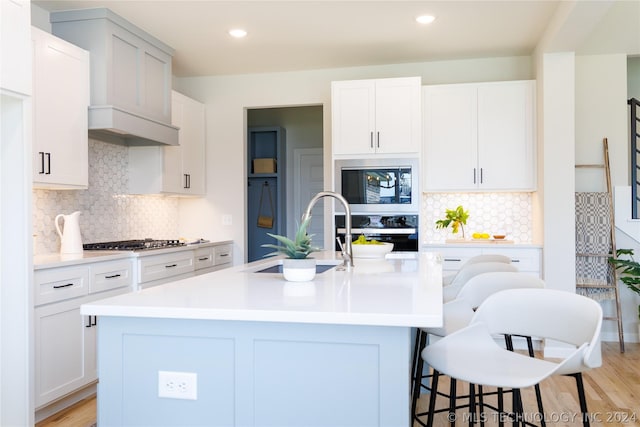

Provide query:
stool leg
left=526, top=336, right=546, bottom=427
left=426, top=369, right=440, bottom=427
left=497, top=387, right=504, bottom=427
left=411, top=329, right=427, bottom=415
left=449, top=378, right=457, bottom=427
left=469, top=383, right=476, bottom=426
left=478, top=385, right=485, bottom=427
left=573, top=373, right=590, bottom=427
left=411, top=329, right=423, bottom=392
left=512, top=388, right=525, bottom=427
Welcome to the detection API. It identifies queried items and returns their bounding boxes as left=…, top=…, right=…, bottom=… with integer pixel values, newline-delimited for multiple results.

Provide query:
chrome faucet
left=302, top=191, right=353, bottom=269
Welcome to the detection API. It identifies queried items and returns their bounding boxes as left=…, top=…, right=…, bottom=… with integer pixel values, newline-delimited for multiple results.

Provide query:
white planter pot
left=282, top=258, right=316, bottom=282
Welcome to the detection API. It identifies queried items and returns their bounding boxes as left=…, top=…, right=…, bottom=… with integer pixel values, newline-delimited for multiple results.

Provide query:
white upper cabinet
left=423, top=80, right=536, bottom=192
left=32, top=27, right=90, bottom=190
left=129, top=91, right=206, bottom=196
left=0, top=0, right=31, bottom=95
left=332, top=77, right=421, bottom=156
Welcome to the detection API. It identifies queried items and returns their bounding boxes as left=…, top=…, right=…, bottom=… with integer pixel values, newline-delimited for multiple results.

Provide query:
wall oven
left=334, top=158, right=419, bottom=214
left=335, top=214, right=419, bottom=252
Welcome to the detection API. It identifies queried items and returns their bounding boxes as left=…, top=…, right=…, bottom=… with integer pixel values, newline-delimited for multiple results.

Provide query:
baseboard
left=35, top=383, right=96, bottom=424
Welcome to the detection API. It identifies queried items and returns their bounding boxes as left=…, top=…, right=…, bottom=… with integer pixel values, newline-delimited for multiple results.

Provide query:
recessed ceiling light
left=416, top=15, right=436, bottom=25
left=229, top=29, right=247, bottom=38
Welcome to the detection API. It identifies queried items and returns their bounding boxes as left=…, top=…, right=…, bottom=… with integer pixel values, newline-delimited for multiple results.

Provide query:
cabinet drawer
left=194, top=247, right=214, bottom=270
left=138, top=251, right=194, bottom=284
left=432, top=247, right=482, bottom=272
left=35, top=266, right=89, bottom=306
left=214, top=244, right=232, bottom=266
left=90, top=259, right=133, bottom=293
left=483, top=248, right=540, bottom=273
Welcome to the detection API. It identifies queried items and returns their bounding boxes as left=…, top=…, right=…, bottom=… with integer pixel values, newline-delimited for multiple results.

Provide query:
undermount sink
left=255, top=263, right=338, bottom=274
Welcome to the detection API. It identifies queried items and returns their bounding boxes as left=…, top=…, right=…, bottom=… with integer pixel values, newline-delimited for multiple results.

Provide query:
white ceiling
left=31, top=1, right=635, bottom=78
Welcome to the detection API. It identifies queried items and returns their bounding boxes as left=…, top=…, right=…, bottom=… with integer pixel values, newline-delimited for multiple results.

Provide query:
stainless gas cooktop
left=83, top=239, right=185, bottom=251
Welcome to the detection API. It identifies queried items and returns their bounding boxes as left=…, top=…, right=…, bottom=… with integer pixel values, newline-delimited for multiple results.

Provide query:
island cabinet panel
left=423, top=80, right=536, bottom=192
left=332, top=76, right=421, bottom=156
left=96, top=317, right=411, bottom=427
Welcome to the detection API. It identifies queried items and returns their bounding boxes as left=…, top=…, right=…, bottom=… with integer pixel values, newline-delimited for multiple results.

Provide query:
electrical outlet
left=222, top=214, right=232, bottom=226
left=158, top=371, right=197, bottom=400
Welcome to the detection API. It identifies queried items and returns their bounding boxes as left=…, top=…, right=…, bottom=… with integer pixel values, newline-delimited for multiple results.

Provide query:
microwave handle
left=337, top=228, right=417, bottom=235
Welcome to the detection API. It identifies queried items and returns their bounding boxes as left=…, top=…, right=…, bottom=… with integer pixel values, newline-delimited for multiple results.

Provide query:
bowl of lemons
left=351, top=235, right=394, bottom=258
left=472, top=232, right=491, bottom=240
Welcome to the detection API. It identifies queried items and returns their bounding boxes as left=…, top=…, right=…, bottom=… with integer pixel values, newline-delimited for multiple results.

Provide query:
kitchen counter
left=33, top=240, right=232, bottom=269
left=33, top=250, right=133, bottom=269
left=82, top=250, right=442, bottom=327
left=83, top=251, right=443, bottom=426
left=423, top=241, right=542, bottom=249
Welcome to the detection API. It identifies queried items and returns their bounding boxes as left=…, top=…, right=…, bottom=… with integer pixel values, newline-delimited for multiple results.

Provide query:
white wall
left=539, top=52, right=577, bottom=294
left=174, top=57, right=533, bottom=264
left=629, top=57, right=640, bottom=99
left=575, top=54, right=629, bottom=191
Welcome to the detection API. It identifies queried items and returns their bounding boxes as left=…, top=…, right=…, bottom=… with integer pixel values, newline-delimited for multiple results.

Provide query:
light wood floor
left=36, top=342, right=639, bottom=427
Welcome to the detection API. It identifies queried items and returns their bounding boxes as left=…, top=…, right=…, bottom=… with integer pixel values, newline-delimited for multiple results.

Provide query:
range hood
left=51, top=8, right=179, bottom=146
left=88, top=105, right=179, bottom=146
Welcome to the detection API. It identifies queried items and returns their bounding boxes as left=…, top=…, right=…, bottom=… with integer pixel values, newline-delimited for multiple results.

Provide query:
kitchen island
left=82, top=251, right=443, bottom=426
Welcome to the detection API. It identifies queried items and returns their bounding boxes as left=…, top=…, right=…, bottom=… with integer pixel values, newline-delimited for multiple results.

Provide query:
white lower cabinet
left=136, top=250, right=195, bottom=289
left=194, top=243, right=233, bottom=275
left=34, top=259, right=133, bottom=408
left=423, top=245, right=542, bottom=277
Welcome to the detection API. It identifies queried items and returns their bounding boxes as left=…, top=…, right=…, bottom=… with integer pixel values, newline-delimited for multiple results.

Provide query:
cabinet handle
left=53, top=283, right=74, bottom=289
left=473, top=168, right=477, bottom=184
left=165, top=264, right=178, bottom=268
left=511, top=259, right=520, bottom=263
left=184, top=173, right=190, bottom=189
left=198, top=257, right=209, bottom=261
left=219, top=253, right=229, bottom=257
left=45, top=152, right=51, bottom=175
left=443, top=258, right=462, bottom=262
left=38, top=152, right=45, bottom=174
left=480, top=168, right=483, bottom=184
left=370, top=132, right=374, bottom=148
left=105, top=274, right=121, bottom=279
left=85, top=315, right=97, bottom=328
left=376, top=131, right=380, bottom=148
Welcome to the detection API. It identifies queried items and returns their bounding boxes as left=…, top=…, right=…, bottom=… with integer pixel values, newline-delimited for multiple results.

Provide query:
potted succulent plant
left=262, top=216, right=320, bottom=282
left=435, top=205, right=470, bottom=239
left=609, top=249, right=640, bottom=322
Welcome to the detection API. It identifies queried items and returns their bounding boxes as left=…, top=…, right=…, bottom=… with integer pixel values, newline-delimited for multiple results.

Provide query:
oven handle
left=337, top=228, right=417, bottom=235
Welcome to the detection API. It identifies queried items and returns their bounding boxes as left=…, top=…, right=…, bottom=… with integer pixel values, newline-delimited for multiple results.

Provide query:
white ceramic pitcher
left=55, top=211, right=83, bottom=254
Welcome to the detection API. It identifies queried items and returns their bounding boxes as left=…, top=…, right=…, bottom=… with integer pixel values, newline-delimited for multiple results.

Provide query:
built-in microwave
left=334, top=158, right=419, bottom=214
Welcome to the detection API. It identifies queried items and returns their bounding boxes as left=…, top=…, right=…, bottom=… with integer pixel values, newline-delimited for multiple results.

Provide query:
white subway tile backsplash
left=33, top=139, right=178, bottom=254
left=422, top=192, right=532, bottom=243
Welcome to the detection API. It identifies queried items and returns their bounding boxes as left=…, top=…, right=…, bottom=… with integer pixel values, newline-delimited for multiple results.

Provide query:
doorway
left=247, top=106, right=324, bottom=262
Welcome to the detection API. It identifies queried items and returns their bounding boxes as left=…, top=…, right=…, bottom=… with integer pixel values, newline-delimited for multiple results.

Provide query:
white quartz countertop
left=34, top=240, right=233, bottom=269
left=423, top=242, right=543, bottom=249
left=81, top=251, right=443, bottom=328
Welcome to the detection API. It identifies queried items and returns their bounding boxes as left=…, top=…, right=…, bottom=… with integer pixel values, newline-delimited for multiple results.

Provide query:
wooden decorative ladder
left=575, top=138, right=624, bottom=352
